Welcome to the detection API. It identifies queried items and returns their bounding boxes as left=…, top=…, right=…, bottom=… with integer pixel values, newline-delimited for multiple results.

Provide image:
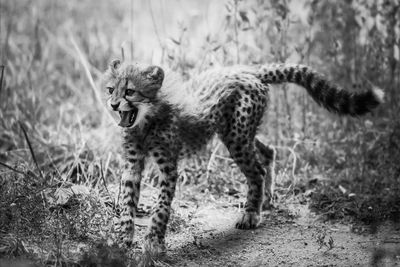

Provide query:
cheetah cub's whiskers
left=101, top=60, right=383, bottom=255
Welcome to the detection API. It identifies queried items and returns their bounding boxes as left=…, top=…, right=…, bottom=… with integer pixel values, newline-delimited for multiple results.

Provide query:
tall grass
left=0, top=0, right=399, bottom=264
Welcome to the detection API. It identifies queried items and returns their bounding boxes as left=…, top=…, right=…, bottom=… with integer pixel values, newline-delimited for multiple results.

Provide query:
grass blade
left=121, top=47, right=125, bottom=61
left=0, top=65, right=4, bottom=94
left=99, top=159, right=112, bottom=202
left=69, top=33, right=114, bottom=123
left=19, top=122, right=44, bottom=180
left=0, top=161, right=26, bottom=176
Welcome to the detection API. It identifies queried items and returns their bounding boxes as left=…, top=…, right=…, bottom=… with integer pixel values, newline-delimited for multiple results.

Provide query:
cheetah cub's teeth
left=118, top=108, right=138, bottom=128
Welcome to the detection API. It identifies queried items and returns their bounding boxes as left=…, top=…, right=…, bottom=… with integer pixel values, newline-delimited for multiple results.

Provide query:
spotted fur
left=102, top=60, right=383, bottom=254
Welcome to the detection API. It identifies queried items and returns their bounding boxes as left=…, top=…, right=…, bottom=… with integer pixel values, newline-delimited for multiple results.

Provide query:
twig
left=19, top=122, right=44, bottom=180
left=214, top=155, right=234, bottom=162
left=0, top=161, right=25, bottom=176
left=0, top=65, right=4, bottom=94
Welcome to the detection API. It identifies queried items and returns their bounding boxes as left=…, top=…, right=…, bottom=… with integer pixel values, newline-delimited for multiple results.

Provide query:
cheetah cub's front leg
left=143, top=146, right=178, bottom=256
left=119, top=158, right=144, bottom=247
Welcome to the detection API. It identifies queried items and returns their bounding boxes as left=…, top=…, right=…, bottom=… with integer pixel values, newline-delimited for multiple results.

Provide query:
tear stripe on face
left=106, top=98, right=113, bottom=111
left=132, top=103, right=152, bottom=128
left=117, top=99, right=131, bottom=111
left=106, top=98, right=120, bottom=123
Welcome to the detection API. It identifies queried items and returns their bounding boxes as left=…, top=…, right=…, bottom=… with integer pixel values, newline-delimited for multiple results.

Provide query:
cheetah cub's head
left=102, top=59, right=164, bottom=128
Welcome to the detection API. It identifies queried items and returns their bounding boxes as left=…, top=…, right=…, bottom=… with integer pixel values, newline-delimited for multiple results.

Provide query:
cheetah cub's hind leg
left=218, top=89, right=268, bottom=229
left=223, top=139, right=265, bottom=229
left=255, top=138, right=275, bottom=211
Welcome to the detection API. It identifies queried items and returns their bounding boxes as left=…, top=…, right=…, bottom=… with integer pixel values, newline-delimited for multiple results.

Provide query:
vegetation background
left=0, top=0, right=399, bottom=266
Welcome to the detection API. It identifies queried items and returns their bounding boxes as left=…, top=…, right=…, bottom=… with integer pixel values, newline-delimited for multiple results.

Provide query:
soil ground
left=133, top=190, right=400, bottom=267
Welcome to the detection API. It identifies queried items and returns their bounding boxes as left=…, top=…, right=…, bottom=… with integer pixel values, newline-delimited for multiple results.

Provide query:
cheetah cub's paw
left=235, top=211, right=261, bottom=229
left=114, top=220, right=136, bottom=249
left=117, top=232, right=135, bottom=249
left=143, top=234, right=166, bottom=257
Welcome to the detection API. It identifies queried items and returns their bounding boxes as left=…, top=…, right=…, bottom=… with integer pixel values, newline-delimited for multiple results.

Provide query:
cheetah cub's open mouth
left=118, top=107, right=138, bottom=128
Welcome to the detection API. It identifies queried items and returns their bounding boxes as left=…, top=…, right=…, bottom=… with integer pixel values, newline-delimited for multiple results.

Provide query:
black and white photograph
left=0, top=0, right=399, bottom=266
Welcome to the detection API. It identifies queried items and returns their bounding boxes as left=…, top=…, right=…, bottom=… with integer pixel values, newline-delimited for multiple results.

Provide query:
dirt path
left=141, top=201, right=400, bottom=267
left=2, top=188, right=399, bottom=267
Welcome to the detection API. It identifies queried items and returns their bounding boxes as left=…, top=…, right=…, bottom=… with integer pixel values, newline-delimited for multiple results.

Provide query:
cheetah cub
left=102, top=60, right=383, bottom=255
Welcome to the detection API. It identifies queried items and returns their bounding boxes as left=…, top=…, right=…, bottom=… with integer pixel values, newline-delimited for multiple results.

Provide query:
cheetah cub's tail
left=257, top=64, right=384, bottom=116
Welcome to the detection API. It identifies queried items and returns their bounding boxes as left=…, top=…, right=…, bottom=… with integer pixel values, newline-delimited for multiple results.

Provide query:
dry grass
left=0, top=0, right=399, bottom=266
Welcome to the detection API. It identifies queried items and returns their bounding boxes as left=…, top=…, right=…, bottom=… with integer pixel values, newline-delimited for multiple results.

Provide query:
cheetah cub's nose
left=111, top=102, right=120, bottom=111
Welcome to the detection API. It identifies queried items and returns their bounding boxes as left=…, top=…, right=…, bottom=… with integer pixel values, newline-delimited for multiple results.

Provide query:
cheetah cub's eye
left=107, top=87, right=114, bottom=94
left=126, top=89, right=135, bottom=96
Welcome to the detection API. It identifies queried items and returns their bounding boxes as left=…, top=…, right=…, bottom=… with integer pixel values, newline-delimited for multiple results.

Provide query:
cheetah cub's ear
left=145, top=65, right=164, bottom=86
left=109, top=59, right=121, bottom=71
